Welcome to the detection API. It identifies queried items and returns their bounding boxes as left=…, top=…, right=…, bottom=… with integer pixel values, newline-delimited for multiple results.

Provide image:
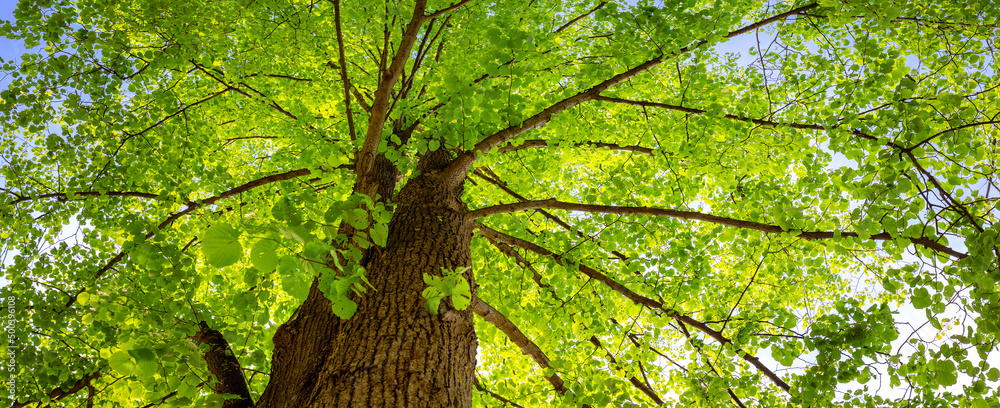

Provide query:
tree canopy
left=1, top=0, right=999, bottom=406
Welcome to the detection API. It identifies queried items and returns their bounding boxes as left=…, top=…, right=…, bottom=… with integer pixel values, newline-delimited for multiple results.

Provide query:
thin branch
left=555, top=1, right=608, bottom=33
left=720, top=251, right=766, bottom=334
left=138, top=391, right=179, bottom=408
left=92, top=88, right=231, bottom=183
left=192, top=63, right=302, bottom=122
left=64, top=168, right=313, bottom=308
left=424, top=0, right=473, bottom=19
left=482, top=234, right=550, bottom=292
left=261, top=73, right=312, bottom=82
left=442, top=3, right=819, bottom=186
left=467, top=199, right=968, bottom=259
left=472, top=168, right=629, bottom=261
left=903, top=120, right=1000, bottom=153
left=903, top=150, right=985, bottom=234
left=474, top=377, right=526, bottom=408
left=589, top=336, right=664, bottom=405
left=478, top=224, right=792, bottom=394
left=332, top=0, right=358, bottom=142
left=594, top=95, right=831, bottom=132
left=593, top=94, right=991, bottom=240
left=12, top=191, right=159, bottom=205
left=487, top=231, right=663, bottom=405
left=675, top=322, right=748, bottom=408
left=224, top=136, right=279, bottom=144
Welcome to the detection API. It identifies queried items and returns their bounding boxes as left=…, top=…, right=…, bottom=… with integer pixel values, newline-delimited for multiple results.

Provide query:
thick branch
left=496, top=139, right=656, bottom=155
left=473, top=168, right=629, bottom=261
left=477, top=225, right=792, bottom=393
left=470, top=297, right=574, bottom=397
left=193, top=321, right=254, bottom=408
left=467, top=199, right=968, bottom=259
left=13, top=371, right=101, bottom=408
left=355, top=0, right=429, bottom=198
left=442, top=3, right=819, bottom=186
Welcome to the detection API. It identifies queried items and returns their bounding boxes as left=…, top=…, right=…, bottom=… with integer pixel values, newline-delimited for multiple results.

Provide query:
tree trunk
left=256, top=158, right=477, bottom=407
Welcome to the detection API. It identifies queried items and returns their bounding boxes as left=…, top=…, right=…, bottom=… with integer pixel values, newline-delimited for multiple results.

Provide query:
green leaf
left=422, top=268, right=471, bottom=313
left=450, top=278, right=471, bottom=310
left=912, top=287, right=932, bottom=309
left=271, top=197, right=301, bottom=226
left=422, top=288, right=444, bottom=315
left=347, top=208, right=369, bottom=230
left=108, top=351, right=135, bottom=375
left=987, top=367, right=999, bottom=381
left=250, top=239, right=279, bottom=272
left=281, top=275, right=309, bottom=301
left=935, top=360, right=958, bottom=386
left=277, top=224, right=308, bottom=244
left=129, top=348, right=157, bottom=363
left=370, top=223, right=388, bottom=247
left=202, top=224, right=244, bottom=268
left=331, top=296, right=358, bottom=319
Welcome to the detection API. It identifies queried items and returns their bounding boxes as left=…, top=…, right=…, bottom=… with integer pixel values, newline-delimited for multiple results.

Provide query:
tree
left=1, top=0, right=998, bottom=406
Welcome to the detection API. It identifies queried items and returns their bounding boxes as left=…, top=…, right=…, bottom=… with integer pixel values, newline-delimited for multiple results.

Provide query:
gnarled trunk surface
left=256, top=160, right=477, bottom=407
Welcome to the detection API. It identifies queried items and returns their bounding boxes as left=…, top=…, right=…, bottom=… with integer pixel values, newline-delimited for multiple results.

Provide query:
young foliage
left=423, top=266, right=473, bottom=315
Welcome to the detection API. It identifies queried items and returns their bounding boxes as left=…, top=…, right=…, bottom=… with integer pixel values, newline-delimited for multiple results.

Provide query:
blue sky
left=0, top=1, right=19, bottom=280
left=0, top=1, right=25, bottom=82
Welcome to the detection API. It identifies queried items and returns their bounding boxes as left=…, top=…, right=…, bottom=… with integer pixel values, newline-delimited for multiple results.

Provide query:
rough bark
left=257, top=150, right=477, bottom=407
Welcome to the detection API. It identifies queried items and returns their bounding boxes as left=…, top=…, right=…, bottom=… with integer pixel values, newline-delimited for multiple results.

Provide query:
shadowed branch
left=13, top=371, right=101, bottom=408
left=193, top=321, right=254, bottom=408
